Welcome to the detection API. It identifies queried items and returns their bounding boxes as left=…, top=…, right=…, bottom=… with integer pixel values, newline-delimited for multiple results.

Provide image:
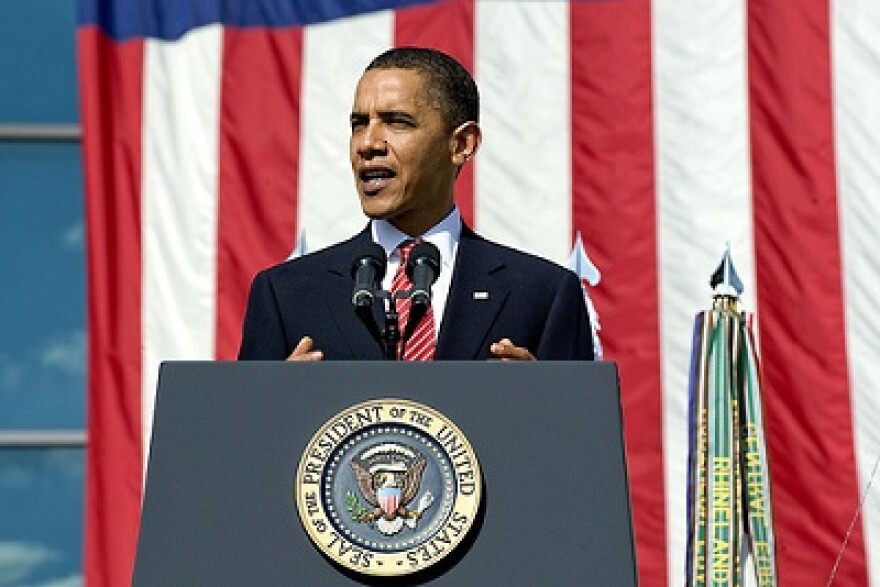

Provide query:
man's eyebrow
left=378, top=110, right=416, bottom=121
left=349, top=110, right=416, bottom=124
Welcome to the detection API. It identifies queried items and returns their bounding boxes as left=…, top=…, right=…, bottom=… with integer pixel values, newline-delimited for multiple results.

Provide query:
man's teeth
left=361, top=168, right=394, bottom=180
left=361, top=169, right=394, bottom=190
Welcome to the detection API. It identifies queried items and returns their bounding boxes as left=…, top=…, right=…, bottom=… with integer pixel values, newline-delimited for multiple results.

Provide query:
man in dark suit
left=239, top=47, right=593, bottom=362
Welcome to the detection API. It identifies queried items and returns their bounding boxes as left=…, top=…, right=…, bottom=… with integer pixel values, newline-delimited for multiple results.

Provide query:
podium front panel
left=134, top=361, right=636, bottom=586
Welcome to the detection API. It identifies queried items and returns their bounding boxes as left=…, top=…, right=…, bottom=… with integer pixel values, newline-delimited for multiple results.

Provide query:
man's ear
left=450, top=121, right=481, bottom=166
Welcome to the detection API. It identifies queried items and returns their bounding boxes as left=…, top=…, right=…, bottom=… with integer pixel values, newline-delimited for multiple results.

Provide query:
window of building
left=0, top=1, right=85, bottom=585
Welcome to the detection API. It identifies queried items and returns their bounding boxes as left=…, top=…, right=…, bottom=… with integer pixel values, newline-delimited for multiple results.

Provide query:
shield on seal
left=377, top=486, right=401, bottom=516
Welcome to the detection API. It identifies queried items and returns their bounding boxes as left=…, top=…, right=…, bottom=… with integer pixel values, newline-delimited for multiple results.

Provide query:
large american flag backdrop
left=77, top=0, right=880, bottom=585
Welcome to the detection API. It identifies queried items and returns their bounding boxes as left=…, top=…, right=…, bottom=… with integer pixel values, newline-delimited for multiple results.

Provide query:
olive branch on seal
left=345, top=491, right=370, bottom=522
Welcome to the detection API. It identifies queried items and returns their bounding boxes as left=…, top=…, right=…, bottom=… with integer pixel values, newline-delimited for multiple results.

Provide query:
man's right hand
left=286, top=336, right=324, bottom=361
left=489, top=338, right=535, bottom=361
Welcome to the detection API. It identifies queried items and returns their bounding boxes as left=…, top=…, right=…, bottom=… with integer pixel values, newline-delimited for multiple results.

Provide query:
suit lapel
left=436, top=227, right=510, bottom=359
left=323, top=228, right=386, bottom=360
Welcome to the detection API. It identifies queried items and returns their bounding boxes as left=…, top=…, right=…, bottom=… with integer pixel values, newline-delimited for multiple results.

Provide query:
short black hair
left=365, top=47, right=479, bottom=131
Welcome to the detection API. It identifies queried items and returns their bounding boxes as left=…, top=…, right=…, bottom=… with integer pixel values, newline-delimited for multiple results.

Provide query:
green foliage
left=346, top=491, right=370, bottom=522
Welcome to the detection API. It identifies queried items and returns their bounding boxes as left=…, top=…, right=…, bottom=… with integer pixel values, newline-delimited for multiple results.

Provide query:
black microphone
left=406, top=241, right=441, bottom=308
left=351, top=242, right=387, bottom=308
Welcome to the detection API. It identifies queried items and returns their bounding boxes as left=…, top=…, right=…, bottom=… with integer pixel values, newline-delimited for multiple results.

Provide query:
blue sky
left=0, top=1, right=79, bottom=123
left=0, top=449, right=83, bottom=587
left=0, top=0, right=84, bottom=432
left=0, top=144, right=85, bottom=430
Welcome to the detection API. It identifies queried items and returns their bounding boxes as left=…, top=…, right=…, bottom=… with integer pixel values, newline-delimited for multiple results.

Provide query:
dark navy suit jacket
left=238, top=225, right=594, bottom=361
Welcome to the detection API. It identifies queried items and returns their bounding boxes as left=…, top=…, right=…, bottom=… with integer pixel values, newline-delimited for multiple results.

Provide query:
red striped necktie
left=392, top=240, right=436, bottom=361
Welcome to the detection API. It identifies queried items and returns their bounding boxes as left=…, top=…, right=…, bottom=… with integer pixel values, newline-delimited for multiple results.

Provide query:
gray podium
left=133, top=361, right=637, bottom=586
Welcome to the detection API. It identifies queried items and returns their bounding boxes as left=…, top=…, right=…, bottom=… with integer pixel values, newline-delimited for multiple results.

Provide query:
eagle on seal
left=351, top=456, right=429, bottom=535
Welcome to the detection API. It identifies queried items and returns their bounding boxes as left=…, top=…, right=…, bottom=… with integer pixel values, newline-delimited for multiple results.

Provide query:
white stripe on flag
left=474, top=1, right=571, bottom=263
left=834, top=0, right=880, bottom=577
left=653, top=1, right=754, bottom=583
left=142, top=25, right=223, bottom=465
left=298, top=12, right=394, bottom=251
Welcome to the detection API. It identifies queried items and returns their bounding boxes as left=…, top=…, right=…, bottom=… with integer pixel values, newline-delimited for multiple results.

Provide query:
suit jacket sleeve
left=535, top=269, right=595, bottom=361
left=238, top=270, right=289, bottom=360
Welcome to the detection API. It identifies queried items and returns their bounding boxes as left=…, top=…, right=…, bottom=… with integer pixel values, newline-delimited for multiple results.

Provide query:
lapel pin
left=473, top=291, right=489, bottom=300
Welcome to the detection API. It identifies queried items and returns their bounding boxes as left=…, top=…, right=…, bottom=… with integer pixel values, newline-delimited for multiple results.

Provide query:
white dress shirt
left=371, top=207, right=461, bottom=338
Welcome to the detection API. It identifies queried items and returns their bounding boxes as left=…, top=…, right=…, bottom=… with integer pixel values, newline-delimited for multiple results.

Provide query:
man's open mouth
left=359, top=167, right=396, bottom=194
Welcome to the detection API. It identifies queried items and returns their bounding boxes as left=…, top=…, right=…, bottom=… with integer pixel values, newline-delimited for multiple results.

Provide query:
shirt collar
left=371, top=207, right=461, bottom=268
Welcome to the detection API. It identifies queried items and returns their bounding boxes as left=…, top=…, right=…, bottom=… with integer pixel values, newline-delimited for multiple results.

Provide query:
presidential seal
left=295, top=399, right=482, bottom=577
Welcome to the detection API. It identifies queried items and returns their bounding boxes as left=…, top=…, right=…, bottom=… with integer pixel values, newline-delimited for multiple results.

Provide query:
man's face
left=350, top=68, right=457, bottom=236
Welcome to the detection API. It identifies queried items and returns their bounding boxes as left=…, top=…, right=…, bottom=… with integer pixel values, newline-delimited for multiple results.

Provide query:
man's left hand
left=489, top=338, right=535, bottom=361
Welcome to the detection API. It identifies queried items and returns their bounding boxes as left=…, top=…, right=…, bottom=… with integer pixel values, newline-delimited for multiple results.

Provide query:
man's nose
left=357, top=123, right=387, bottom=157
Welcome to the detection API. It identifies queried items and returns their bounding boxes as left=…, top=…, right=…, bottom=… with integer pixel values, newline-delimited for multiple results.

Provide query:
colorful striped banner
left=687, top=267, right=777, bottom=586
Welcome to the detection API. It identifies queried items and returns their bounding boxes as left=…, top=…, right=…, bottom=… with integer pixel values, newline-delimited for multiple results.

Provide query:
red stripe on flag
left=78, top=27, right=145, bottom=587
left=394, top=0, right=476, bottom=227
left=215, top=28, right=304, bottom=359
left=748, top=1, right=866, bottom=583
left=569, top=3, right=665, bottom=586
